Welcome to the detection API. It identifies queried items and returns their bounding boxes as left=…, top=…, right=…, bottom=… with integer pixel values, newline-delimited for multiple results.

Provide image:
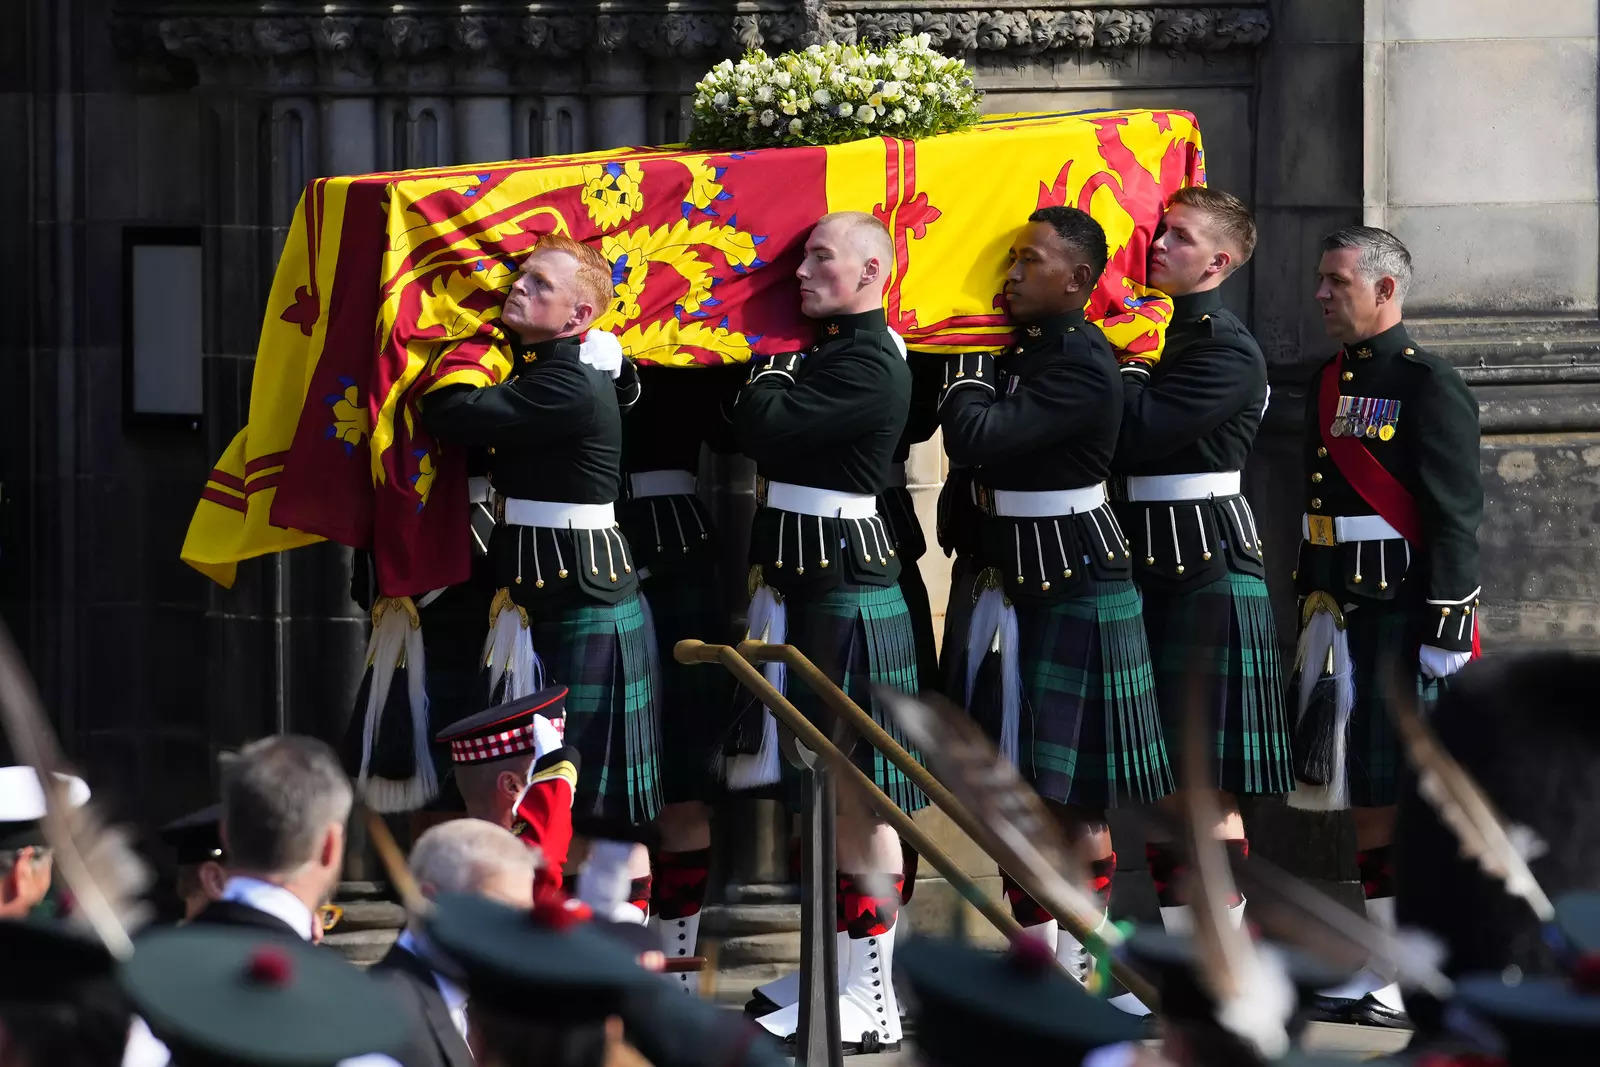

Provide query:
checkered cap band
left=447, top=716, right=564, bottom=763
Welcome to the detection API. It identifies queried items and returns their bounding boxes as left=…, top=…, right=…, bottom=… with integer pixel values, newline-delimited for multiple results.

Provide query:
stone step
left=324, top=928, right=398, bottom=967
left=334, top=897, right=407, bottom=932
left=713, top=930, right=802, bottom=969
left=700, top=902, right=801, bottom=937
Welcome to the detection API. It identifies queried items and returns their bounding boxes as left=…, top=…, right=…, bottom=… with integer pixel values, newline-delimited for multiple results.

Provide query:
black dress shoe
left=1345, top=993, right=1412, bottom=1029
left=1309, top=994, right=1361, bottom=1023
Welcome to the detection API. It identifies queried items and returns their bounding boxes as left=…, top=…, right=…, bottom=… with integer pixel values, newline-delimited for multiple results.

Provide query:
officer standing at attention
left=1294, top=226, right=1483, bottom=1026
left=1113, top=187, right=1294, bottom=940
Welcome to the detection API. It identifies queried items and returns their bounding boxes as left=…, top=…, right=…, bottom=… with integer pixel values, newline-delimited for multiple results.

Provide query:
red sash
left=1318, top=352, right=1423, bottom=543
left=1318, top=353, right=1480, bottom=656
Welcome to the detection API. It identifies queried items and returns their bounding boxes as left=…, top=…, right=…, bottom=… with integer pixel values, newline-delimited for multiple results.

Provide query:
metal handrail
left=675, top=638, right=1159, bottom=1009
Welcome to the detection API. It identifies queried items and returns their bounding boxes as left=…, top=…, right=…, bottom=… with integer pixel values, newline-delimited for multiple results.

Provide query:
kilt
left=897, top=555, right=939, bottom=694
left=530, top=593, right=664, bottom=823
left=980, top=580, right=1172, bottom=809
left=639, top=566, right=731, bottom=804
left=784, top=582, right=930, bottom=815
left=1339, top=600, right=1441, bottom=808
left=1143, top=572, right=1294, bottom=796
left=939, top=555, right=982, bottom=700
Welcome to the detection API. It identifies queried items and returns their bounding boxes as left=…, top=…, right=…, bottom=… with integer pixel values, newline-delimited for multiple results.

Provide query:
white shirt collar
left=396, top=928, right=469, bottom=1039
left=221, top=876, right=315, bottom=941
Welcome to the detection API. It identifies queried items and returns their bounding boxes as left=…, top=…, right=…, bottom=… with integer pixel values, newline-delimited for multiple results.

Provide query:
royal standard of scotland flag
left=182, top=108, right=1206, bottom=596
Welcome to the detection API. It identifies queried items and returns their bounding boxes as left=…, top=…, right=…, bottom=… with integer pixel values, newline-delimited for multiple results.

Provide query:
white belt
left=1125, top=471, right=1241, bottom=502
left=883, top=463, right=908, bottom=489
left=628, top=470, right=696, bottom=498
left=990, top=484, right=1107, bottom=518
left=764, top=480, right=878, bottom=520
left=502, top=498, right=616, bottom=530
left=1301, top=513, right=1403, bottom=544
left=468, top=476, right=494, bottom=504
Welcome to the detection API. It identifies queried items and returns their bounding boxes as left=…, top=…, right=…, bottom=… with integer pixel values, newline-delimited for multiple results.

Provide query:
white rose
left=837, top=102, right=852, bottom=117
left=789, top=117, right=804, bottom=136
left=774, top=71, right=792, bottom=89
left=760, top=109, right=776, bottom=127
left=854, top=104, right=875, bottom=123
left=890, top=107, right=906, bottom=124
left=813, top=88, right=831, bottom=105
left=755, top=86, right=773, bottom=103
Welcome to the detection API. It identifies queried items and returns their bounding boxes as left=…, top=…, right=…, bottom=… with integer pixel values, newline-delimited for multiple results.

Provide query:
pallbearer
left=940, top=206, right=1171, bottom=991
left=616, top=362, right=744, bottom=993
left=733, top=211, right=926, bottom=1053
left=420, top=234, right=664, bottom=851
left=1112, top=187, right=1293, bottom=938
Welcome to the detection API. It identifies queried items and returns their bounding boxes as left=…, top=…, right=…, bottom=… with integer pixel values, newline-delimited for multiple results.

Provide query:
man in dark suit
left=372, top=818, right=539, bottom=1067
left=191, top=735, right=352, bottom=940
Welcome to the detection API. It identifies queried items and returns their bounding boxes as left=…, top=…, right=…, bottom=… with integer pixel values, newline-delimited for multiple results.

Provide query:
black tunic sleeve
left=733, top=348, right=896, bottom=461
left=420, top=359, right=598, bottom=447
left=1116, top=340, right=1263, bottom=467
left=1411, top=362, right=1483, bottom=650
left=940, top=358, right=1108, bottom=467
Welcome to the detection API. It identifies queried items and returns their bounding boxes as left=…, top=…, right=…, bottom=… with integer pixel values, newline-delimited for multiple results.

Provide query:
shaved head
left=797, top=212, right=894, bottom=317
left=816, top=211, right=894, bottom=269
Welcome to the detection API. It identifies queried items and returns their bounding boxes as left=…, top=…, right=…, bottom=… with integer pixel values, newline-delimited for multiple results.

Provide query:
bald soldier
left=731, top=211, right=927, bottom=1054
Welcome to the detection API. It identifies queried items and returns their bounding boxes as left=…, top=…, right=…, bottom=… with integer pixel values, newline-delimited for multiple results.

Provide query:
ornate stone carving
left=116, top=4, right=1271, bottom=76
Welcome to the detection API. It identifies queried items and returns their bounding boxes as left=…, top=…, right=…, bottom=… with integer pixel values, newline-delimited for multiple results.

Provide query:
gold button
left=1404, top=347, right=1416, bottom=355
left=1317, top=447, right=1328, bottom=458
left=1442, top=607, right=1452, bottom=616
left=1311, top=497, right=1322, bottom=509
left=488, top=446, right=497, bottom=455
left=1311, top=472, right=1323, bottom=483
left=1041, top=581, right=1051, bottom=591
left=1353, top=574, right=1363, bottom=584
left=1176, top=565, right=1185, bottom=574
left=1341, top=371, right=1353, bottom=382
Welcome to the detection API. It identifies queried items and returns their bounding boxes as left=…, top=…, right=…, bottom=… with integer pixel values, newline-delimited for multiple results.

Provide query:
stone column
left=586, top=54, right=649, bottom=151
left=1363, top=2, right=1600, bottom=652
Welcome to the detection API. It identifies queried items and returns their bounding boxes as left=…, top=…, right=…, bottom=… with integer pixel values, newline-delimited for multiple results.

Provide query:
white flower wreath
left=689, top=34, right=982, bottom=149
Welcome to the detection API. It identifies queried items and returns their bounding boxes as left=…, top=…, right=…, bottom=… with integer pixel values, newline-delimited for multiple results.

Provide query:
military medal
left=1378, top=397, right=1398, bottom=440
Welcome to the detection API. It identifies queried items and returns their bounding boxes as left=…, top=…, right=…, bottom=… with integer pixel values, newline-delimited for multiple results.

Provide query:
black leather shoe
left=1345, top=993, right=1412, bottom=1029
left=1308, top=994, right=1360, bottom=1023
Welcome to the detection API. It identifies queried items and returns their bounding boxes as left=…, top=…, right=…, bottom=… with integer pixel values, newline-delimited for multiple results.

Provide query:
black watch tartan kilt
left=1142, top=572, right=1295, bottom=796
left=896, top=555, right=940, bottom=694
left=972, top=580, right=1173, bottom=809
left=638, top=564, right=732, bottom=805
left=1328, top=600, right=1442, bottom=809
left=782, top=582, right=930, bottom=816
left=530, top=593, right=664, bottom=824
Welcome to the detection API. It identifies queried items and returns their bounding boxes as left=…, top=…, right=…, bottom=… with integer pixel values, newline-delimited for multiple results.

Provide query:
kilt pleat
left=896, top=555, right=940, bottom=693
left=638, top=569, right=731, bottom=804
left=1341, top=602, right=1440, bottom=808
left=1011, top=581, right=1172, bottom=808
left=786, top=583, right=930, bottom=815
left=530, top=594, right=663, bottom=823
left=1143, top=573, right=1295, bottom=796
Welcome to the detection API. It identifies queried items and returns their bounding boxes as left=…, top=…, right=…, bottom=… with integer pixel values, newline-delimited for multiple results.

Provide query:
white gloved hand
left=577, top=328, right=625, bottom=379
left=530, top=713, right=564, bottom=763
left=1418, top=644, right=1471, bottom=680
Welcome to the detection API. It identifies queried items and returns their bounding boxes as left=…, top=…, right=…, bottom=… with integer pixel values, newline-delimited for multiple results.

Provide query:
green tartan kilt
left=530, top=593, right=663, bottom=824
left=783, top=583, right=930, bottom=815
left=896, top=555, right=940, bottom=695
left=639, top=565, right=732, bottom=805
left=1001, top=581, right=1173, bottom=808
left=1339, top=600, right=1441, bottom=808
left=1143, top=572, right=1295, bottom=796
